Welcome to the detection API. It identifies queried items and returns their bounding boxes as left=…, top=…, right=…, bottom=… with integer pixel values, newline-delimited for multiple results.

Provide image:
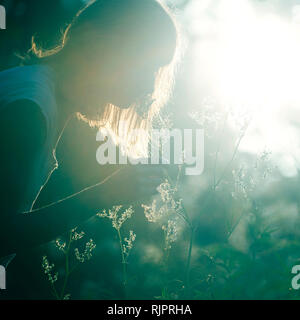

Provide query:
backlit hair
left=28, top=0, right=183, bottom=158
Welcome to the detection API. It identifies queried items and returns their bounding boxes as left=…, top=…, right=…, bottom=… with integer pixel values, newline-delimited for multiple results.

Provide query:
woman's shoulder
left=0, top=64, right=57, bottom=133
left=0, top=64, right=56, bottom=93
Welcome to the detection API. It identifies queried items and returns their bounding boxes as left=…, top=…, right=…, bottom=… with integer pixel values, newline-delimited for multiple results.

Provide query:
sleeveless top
left=0, top=65, right=58, bottom=266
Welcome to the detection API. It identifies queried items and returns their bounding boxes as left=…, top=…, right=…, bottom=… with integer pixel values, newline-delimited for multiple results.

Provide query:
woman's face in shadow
left=67, top=14, right=177, bottom=118
left=77, top=33, right=176, bottom=117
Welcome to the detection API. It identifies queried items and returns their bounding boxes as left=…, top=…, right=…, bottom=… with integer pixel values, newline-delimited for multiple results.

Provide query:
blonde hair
left=28, top=0, right=183, bottom=158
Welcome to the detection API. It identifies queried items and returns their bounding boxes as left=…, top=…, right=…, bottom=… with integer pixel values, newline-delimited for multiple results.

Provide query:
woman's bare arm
left=0, top=99, right=161, bottom=257
left=1, top=169, right=121, bottom=256
left=0, top=100, right=118, bottom=256
left=0, top=100, right=104, bottom=256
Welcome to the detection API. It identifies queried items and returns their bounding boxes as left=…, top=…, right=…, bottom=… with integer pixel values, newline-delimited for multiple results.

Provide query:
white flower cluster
left=157, top=180, right=181, bottom=207
left=142, top=200, right=161, bottom=223
left=42, top=228, right=96, bottom=299
left=162, top=218, right=180, bottom=251
left=55, top=229, right=85, bottom=253
left=98, top=206, right=136, bottom=270
left=97, top=206, right=134, bottom=231
left=142, top=179, right=183, bottom=251
left=123, top=230, right=136, bottom=260
left=232, top=151, right=273, bottom=200
left=55, top=239, right=66, bottom=253
left=71, top=229, right=85, bottom=241
left=75, top=239, right=97, bottom=263
left=42, top=256, right=58, bottom=284
left=142, top=180, right=182, bottom=223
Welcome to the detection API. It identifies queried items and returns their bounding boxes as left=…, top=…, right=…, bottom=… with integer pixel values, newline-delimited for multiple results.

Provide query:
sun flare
left=217, top=8, right=300, bottom=111
left=188, top=0, right=300, bottom=175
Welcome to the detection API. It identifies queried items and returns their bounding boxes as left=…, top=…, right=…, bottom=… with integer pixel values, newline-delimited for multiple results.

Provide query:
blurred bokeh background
left=2, top=0, right=300, bottom=300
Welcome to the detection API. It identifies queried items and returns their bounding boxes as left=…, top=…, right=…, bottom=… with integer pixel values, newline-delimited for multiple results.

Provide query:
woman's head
left=29, top=0, right=182, bottom=157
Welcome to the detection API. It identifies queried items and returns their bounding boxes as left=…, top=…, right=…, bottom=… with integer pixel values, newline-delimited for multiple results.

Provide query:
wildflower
left=123, top=231, right=136, bottom=259
left=55, top=238, right=66, bottom=253
left=42, top=256, right=58, bottom=284
left=97, top=206, right=134, bottom=231
left=162, top=218, right=179, bottom=251
left=232, top=150, right=273, bottom=200
left=142, top=200, right=161, bottom=223
left=157, top=179, right=177, bottom=203
left=71, top=228, right=85, bottom=241
left=75, top=239, right=96, bottom=263
left=42, top=229, right=96, bottom=299
left=142, top=179, right=184, bottom=252
left=143, top=179, right=182, bottom=223
left=98, top=206, right=136, bottom=292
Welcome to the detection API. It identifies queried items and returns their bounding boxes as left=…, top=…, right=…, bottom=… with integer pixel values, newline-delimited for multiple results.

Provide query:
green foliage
left=42, top=228, right=96, bottom=300
left=39, top=101, right=300, bottom=300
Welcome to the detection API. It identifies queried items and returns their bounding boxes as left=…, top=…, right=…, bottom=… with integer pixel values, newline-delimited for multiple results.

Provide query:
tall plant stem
left=117, top=229, right=128, bottom=299
left=60, top=232, right=72, bottom=299
left=184, top=226, right=194, bottom=298
left=51, top=283, right=60, bottom=300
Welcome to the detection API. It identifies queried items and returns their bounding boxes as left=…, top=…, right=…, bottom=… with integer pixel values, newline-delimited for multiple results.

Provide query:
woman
left=0, top=0, right=180, bottom=260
